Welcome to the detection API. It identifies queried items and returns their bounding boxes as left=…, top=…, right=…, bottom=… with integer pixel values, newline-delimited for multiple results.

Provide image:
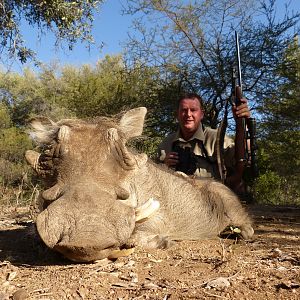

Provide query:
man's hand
left=232, top=98, right=251, bottom=119
left=164, top=152, right=179, bottom=168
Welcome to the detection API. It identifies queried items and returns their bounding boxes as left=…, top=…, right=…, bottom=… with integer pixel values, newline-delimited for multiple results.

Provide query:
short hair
left=176, top=93, right=203, bottom=110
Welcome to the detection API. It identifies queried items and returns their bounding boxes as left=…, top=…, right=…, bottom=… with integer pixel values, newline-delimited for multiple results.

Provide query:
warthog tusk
left=108, top=247, right=135, bottom=259
left=135, top=198, right=160, bottom=223
left=159, top=150, right=166, bottom=162
left=25, top=150, right=41, bottom=171
left=175, top=171, right=189, bottom=178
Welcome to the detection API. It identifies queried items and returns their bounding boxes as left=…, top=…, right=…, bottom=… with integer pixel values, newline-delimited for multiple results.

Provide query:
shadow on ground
left=0, top=224, right=68, bottom=266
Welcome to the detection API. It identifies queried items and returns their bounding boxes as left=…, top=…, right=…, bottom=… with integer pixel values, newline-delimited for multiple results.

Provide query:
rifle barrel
left=235, top=31, right=242, bottom=94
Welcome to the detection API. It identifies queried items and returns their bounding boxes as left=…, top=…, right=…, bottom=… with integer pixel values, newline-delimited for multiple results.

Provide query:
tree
left=55, top=55, right=180, bottom=154
left=254, top=36, right=300, bottom=204
left=0, top=67, right=73, bottom=125
left=0, top=0, right=103, bottom=63
left=0, top=55, right=179, bottom=155
left=124, top=0, right=300, bottom=128
left=0, top=102, right=32, bottom=191
left=0, top=101, right=11, bottom=129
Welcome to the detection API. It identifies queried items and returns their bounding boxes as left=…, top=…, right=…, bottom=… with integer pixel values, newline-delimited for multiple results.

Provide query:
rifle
left=217, top=32, right=258, bottom=186
left=233, top=31, right=247, bottom=180
left=233, top=31, right=258, bottom=180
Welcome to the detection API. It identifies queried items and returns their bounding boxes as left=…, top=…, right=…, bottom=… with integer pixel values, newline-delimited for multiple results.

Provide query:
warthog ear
left=119, top=107, right=147, bottom=138
left=29, top=117, right=59, bottom=144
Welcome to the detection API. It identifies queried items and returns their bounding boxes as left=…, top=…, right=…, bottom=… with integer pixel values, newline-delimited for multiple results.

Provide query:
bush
left=253, top=170, right=300, bottom=205
left=0, top=116, right=36, bottom=205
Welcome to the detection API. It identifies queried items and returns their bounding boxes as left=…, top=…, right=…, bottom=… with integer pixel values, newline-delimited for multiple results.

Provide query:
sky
left=5, top=0, right=133, bottom=72
left=3, top=0, right=300, bottom=73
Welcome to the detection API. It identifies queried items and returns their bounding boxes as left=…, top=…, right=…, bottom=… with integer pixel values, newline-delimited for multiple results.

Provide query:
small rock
left=2, top=281, right=10, bottom=288
left=125, top=260, right=135, bottom=268
left=130, top=272, right=138, bottom=283
left=143, top=282, right=160, bottom=289
left=76, top=287, right=88, bottom=299
left=271, top=248, right=282, bottom=258
left=7, top=271, right=17, bottom=281
left=114, top=261, right=126, bottom=269
left=206, top=277, right=230, bottom=290
left=277, top=266, right=287, bottom=271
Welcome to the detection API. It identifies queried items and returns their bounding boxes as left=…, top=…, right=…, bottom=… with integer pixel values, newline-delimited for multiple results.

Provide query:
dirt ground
left=0, top=204, right=299, bottom=300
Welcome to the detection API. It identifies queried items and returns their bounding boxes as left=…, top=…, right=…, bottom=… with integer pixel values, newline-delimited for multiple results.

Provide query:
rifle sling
left=216, top=99, right=229, bottom=183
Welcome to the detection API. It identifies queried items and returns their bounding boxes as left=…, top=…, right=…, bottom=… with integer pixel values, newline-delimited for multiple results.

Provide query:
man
left=157, top=93, right=251, bottom=193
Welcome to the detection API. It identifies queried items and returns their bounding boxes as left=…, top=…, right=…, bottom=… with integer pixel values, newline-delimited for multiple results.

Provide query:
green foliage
left=0, top=124, right=32, bottom=188
left=0, top=119, right=34, bottom=206
left=0, top=98, right=33, bottom=204
left=0, top=127, right=32, bottom=163
left=0, top=159, right=26, bottom=187
left=0, top=67, right=74, bottom=125
left=253, top=170, right=299, bottom=205
left=0, top=102, right=11, bottom=128
left=253, top=170, right=282, bottom=204
left=55, top=55, right=179, bottom=153
left=57, top=56, right=161, bottom=116
left=253, top=37, right=300, bottom=205
left=0, top=0, right=103, bottom=63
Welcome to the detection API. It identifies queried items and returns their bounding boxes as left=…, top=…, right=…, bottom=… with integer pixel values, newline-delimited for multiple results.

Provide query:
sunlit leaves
left=0, top=0, right=103, bottom=63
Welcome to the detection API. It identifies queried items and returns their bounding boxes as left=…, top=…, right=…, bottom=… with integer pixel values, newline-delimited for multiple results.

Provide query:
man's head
left=176, top=93, right=204, bottom=140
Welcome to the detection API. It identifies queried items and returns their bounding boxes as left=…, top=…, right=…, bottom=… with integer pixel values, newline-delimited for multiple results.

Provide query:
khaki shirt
left=157, top=125, right=235, bottom=179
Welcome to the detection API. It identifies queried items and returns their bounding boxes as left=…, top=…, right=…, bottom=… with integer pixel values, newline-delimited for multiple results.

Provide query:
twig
left=174, top=259, right=182, bottom=267
left=219, top=238, right=227, bottom=261
left=32, top=288, right=50, bottom=293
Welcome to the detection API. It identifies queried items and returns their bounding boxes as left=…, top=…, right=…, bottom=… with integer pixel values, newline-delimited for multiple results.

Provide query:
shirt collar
left=172, top=124, right=205, bottom=143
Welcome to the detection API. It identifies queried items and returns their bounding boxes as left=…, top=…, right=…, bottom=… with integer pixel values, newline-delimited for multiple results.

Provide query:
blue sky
left=7, top=1, right=132, bottom=72
left=4, top=0, right=300, bottom=73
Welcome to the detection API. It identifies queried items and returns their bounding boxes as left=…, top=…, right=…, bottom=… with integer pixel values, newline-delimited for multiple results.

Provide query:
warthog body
left=26, top=108, right=254, bottom=262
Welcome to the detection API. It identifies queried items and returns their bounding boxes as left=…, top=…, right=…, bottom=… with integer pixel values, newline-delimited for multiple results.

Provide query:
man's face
left=177, top=98, right=204, bottom=136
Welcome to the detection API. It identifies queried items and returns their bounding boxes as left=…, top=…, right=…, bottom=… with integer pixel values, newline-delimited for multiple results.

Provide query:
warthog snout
left=36, top=183, right=136, bottom=262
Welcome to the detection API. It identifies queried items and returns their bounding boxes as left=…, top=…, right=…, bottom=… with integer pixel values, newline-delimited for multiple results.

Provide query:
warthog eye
left=107, top=128, right=118, bottom=142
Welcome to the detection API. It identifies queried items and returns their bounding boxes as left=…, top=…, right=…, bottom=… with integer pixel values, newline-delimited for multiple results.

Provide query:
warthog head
left=26, top=108, right=149, bottom=262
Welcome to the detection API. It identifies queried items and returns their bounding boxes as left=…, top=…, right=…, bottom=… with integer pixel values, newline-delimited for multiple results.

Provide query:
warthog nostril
left=115, top=186, right=130, bottom=200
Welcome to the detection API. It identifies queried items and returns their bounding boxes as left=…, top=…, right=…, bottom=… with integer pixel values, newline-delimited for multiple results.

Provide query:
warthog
left=25, top=107, right=254, bottom=262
